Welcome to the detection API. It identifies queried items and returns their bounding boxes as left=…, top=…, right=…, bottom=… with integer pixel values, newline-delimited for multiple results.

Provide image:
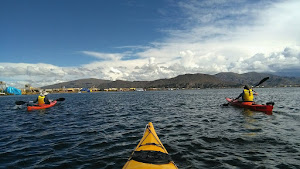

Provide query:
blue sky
left=1, top=0, right=170, bottom=65
left=1, top=0, right=300, bottom=88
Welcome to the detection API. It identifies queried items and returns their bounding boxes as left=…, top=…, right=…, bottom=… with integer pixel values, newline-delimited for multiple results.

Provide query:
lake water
left=0, top=88, right=299, bottom=169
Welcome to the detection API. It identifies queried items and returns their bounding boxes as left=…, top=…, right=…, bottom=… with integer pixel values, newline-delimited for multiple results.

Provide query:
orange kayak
left=123, top=122, right=178, bottom=169
left=226, top=98, right=274, bottom=114
left=27, top=101, right=57, bottom=111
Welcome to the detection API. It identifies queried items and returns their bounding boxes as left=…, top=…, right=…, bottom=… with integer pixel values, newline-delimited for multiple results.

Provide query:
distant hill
left=41, top=72, right=300, bottom=89
left=147, top=73, right=234, bottom=88
left=215, top=72, right=300, bottom=87
left=267, top=71, right=300, bottom=77
left=41, top=78, right=111, bottom=89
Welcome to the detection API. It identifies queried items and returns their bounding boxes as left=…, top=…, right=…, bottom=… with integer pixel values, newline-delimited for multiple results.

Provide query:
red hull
left=226, top=98, right=273, bottom=114
left=27, top=101, right=57, bottom=111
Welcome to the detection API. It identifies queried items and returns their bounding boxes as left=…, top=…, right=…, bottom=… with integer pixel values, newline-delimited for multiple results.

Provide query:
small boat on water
left=123, top=122, right=178, bottom=169
left=27, top=100, right=57, bottom=111
left=225, top=98, right=274, bottom=114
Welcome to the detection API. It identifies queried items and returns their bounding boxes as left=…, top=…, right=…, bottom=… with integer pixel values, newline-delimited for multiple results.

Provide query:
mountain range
left=41, top=72, right=300, bottom=89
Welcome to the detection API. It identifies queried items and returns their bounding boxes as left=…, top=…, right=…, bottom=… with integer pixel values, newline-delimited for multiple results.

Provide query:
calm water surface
left=0, top=88, right=299, bottom=169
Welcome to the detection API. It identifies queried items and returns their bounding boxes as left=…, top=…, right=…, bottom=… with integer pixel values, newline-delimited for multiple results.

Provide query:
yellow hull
left=123, top=122, right=178, bottom=169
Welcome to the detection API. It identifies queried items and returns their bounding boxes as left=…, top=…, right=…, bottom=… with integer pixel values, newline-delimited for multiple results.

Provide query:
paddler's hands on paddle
left=222, top=98, right=236, bottom=106
left=253, top=89, right=258, bottom=96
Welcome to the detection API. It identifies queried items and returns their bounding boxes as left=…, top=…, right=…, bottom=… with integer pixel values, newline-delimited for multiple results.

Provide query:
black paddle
left=55, top=98, right=65, bottom=102
left=253, top=77, right=269, bottom=88
left=15, top=97, right=65, bottom=105
left=15, top=101, right=28, bottom=105
left=222, top=77, right=269, bottom=106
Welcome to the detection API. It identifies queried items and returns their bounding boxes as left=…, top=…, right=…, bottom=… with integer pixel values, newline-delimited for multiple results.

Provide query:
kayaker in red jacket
left=235, top=85, right=258, bottom=105
left=34, top=91, right=50, bottom=105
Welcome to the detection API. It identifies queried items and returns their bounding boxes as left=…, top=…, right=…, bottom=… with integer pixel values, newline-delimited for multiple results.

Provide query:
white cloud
left=1, top=0, right=300, bottom=88
left=80, top=51, right=124, bottom=61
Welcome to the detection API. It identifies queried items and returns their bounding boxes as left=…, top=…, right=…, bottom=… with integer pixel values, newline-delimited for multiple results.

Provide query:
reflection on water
left=242, top=109, right=260, bottom=137
left=0, top=88, right=300, bottom=169
left=242, top=109, right=255, bottom=117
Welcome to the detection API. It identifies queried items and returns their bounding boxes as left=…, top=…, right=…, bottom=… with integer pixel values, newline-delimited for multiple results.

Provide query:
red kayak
left=225, top=98, right=274, bottom=114
left=27, top=101, right=57, bottom=111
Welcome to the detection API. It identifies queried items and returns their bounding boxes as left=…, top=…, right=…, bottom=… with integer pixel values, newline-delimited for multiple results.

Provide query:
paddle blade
left=15, top=101, right=27, bottom=105
left=222, top=103, right=230, bottom=106
left=254, top=77, right=269, bottom=87
left=56, top=98, right=65, bottom=101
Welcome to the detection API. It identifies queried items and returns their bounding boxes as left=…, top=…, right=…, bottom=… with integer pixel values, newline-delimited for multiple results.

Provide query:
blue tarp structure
left=80, top=88, right=90, bottom=92
left=5, top=86, right=22, bottom=95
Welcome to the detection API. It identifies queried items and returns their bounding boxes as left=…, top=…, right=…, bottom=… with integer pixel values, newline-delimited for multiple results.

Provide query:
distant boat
left=4, top=86, right=22, bottom=95
left=135, top=88, right=144, bottom=91
left=80, top=88, right=90, bottom=92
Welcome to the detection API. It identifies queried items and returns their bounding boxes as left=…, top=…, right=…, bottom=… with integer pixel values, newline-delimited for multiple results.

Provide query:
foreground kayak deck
left=123, top=122, right=178, bottom=169
left=226, top=98, right=274, bottom=114
left=27, top=101, right=57, bottom=111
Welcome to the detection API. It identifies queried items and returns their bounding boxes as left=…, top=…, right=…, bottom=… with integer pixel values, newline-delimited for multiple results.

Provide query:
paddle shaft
left=15, top=97, right=65, bottom=105
left=254, top=77, right=269, bottom=88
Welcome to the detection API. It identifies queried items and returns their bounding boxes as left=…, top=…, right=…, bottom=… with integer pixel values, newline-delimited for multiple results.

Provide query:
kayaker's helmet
left=40, top=91, right=48, bottom=96
left=244, top=84, right=251, bottom=90
left=39, top=91, right=44, bottom=97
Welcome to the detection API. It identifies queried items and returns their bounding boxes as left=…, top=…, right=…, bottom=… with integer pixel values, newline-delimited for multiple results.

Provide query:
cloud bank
left=1, top=0, right=300, bottom=88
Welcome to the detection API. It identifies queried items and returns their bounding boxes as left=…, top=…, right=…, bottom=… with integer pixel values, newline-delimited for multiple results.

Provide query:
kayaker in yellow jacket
left=34, top=91, right=50, bottom=105
left=235, top=85, right=258, bottom=105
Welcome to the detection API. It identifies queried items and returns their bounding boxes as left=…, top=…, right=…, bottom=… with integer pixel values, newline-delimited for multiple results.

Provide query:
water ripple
left=1, top=88, right=300, bottom=168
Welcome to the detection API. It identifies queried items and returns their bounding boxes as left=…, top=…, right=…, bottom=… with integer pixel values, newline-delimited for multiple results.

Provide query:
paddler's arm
left=44, top=96, right=50, bottom=104
left=235, top=93, right=243, bottom=100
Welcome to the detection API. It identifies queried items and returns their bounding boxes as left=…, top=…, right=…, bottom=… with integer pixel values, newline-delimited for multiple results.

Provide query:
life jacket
left=242, top=89, right=254, bottom=102
left=38, top=95, right=45, bottom=105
